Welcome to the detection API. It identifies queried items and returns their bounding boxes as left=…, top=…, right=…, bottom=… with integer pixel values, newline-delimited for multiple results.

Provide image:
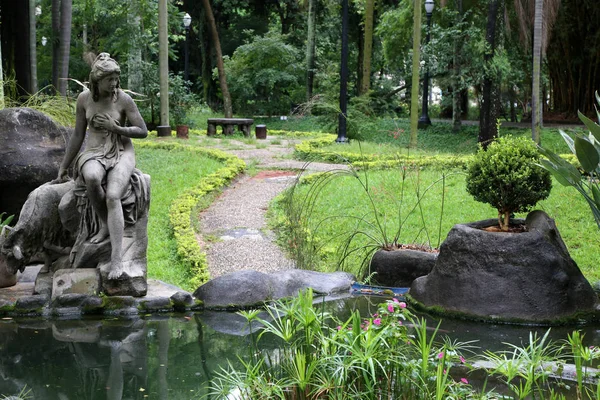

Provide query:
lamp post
left=418, top=0, right=434, bottom=129
left=183, top=13, right=192, bottom=84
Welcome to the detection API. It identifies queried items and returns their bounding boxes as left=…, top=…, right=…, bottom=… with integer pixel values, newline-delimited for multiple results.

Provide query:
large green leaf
left=559, top=130, right=576, bottom=154
left=578, top=111, right=600, bottom=142
left=592, top=185, right=600, bottom=209
left=574, top=135, right=600, bottom=173
left=537, top=159, right=574, bottom=187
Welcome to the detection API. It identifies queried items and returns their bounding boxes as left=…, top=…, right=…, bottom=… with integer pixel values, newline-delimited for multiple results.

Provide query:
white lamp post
left=183, top=13, right=192, bottom=83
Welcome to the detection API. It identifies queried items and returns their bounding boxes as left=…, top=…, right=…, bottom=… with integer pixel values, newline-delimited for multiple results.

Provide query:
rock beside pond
left=193, top=269, right=355, bottom=310
left=0, top=108, right=71, bottom=221
left=370, top=248, right=437, bottom=287
left=409, top=210, right=597, bottom=323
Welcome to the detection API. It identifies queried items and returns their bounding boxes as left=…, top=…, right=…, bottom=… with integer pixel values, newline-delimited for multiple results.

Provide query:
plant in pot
left=169, top=73, right=196, bottom=139
left=465, top=135, right=552, bottom=231
left=410, top=135, right=597, bottom=323
left=280, top=164, right=450, bottom=288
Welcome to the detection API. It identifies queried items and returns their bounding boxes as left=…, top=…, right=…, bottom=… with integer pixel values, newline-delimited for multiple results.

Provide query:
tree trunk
left=0, top=28, right=4, bottom=108
left=306, top=0, right=317, bottom=101
left=158, top=0, right=170, bottom=129
left=531, top=0, right=543, bottom=143
left=360, top=0, right=375, bottom=95
left=51, top=0, right=59, bottom=93
left=202, top=0, right=233, bottom=118
left=127, top=0, right=143, bottom=93
left=478, top=0, right=502, bottom=149
left=54, top=0, right=71, bottom=96
left=29, top=0, right=38, bottom=94
left=409, top=0, right=423, bottom=148
left=0, top=1, right=31, bottom=97
left=452, top=0, right=463, bottom=132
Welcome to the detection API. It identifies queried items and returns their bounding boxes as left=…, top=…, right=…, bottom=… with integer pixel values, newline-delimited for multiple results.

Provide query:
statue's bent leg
left=81, top=160, right=109, bottom=243
left=105, top=155, right=135, bottom=279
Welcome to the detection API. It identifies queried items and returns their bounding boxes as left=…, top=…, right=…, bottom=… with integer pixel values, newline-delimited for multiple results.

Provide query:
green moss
left=0, top=304, right=15, bottom=313
left=407, top=294, right=600, bottom=326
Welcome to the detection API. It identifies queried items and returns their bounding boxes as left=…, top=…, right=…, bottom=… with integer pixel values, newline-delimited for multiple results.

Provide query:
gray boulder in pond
left=0, top=108, right=71, bottom=220
left=370, top=248, right=437, bottom=287
left=409, top=211, right=597, bottom=323
left=193, top=269, right=355, bottom=310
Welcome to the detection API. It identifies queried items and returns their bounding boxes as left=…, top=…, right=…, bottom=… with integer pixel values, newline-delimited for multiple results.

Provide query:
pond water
left=1, top=295, right=599, bottom=399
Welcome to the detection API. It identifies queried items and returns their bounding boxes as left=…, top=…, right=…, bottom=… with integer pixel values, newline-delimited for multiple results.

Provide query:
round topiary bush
left=466, top=136, right=552, bottom=231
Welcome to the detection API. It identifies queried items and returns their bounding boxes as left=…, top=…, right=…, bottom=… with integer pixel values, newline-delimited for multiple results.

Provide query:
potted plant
left=465, top=135, right=552, bottom=231
left=169, top=73, right=196, bottom=139
left=410, top=136, right=597, bottom=323
left=283, top=165, right=449, bottom=288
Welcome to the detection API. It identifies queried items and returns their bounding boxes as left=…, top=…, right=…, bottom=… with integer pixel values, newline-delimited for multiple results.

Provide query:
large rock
left=0, top=108, right=71, bottom=220
left=193, top=269, right=355, bottom=310
left=370, top=248, right=437, bottom=287
left=410, top=211, right=597, bottom=323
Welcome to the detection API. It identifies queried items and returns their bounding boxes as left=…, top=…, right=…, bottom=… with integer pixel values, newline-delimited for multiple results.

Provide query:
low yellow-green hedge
left=137, top=141, right=246, bottom=288
left=294, top=136, right=580, bottom=171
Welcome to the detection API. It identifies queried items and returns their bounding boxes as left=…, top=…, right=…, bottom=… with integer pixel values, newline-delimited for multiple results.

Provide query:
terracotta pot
left=176, top=125, right=189, bottom=139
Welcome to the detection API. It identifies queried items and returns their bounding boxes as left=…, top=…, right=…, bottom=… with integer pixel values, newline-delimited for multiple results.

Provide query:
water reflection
left=1, top=296, right=600, bottom=399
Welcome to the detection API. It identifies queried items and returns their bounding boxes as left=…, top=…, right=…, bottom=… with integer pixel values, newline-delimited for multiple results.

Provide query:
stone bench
left=207, top=118, right=254, bottom=137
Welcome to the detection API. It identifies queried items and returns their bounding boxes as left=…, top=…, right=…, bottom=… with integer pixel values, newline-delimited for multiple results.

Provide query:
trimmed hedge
left=293, top=136, right=580, bottom=171
left=136, top=141, right=246, bottom=288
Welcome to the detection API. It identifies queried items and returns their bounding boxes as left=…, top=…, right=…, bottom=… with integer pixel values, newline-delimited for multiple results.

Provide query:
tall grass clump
left=273, top=161, right=453, bottom=279
left=207, top=290, right=476, bottom=399
left=9, top=88, right=76, bottom=127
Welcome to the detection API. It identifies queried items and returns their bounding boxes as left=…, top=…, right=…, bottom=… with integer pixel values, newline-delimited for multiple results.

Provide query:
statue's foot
left=107, top=262, right=124, bottom=280
left=90, top=226, right=109, bottom=244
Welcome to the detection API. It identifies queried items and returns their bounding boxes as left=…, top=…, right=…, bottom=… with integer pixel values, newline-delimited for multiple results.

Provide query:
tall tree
left=29, top=0, right=38, bottom=94
left=127, top=0, right=143, bottom=93
left=202, top=0, right=233, bottom=118
left=409, top=0, right=423, bottom=148
left=305, top=0, right=317, bottom=100
left=158, top=0, right=170, bottom=132
left=0, top=29, right=4, bottom=109
left=51, top=0, right=72, bottom=96
left=513, top=0, right=560, bottom=140
left=531, top=0, right=543, bottom=143
left=452, top=0, right=463, bottom=132
left=359, top=0, right=375, bottom=95
left=478, top=0, right=502, bottom=148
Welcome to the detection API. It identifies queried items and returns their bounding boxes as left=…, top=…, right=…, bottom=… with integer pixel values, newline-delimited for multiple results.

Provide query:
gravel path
left=198, top=136, right=348, bottom=278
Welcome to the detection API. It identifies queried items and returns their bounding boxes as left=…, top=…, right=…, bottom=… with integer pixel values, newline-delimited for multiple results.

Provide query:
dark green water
left=0, top=295, right=598, bottom=399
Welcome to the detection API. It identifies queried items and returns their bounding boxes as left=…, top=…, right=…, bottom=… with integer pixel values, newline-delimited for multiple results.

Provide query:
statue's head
left=89, top=53, right=121, bottom=102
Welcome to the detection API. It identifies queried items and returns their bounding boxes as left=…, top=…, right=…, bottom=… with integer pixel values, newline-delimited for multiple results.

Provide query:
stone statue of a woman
left=54, top=53, right=148, bottom=281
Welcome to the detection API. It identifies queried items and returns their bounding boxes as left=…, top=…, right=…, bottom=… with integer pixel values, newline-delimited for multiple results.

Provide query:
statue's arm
left=53, top=94, right=87, bottom=182
left=114, top=94, right=148, bottom=139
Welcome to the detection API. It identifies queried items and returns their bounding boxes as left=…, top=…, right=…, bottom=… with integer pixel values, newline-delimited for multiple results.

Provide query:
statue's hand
left=93, top=114, right=120, bottom=133
left=50, top=167, right=69, bottom=184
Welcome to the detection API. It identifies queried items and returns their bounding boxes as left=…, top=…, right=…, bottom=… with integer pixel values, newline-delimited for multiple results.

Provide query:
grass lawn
left=263, top=116, right=599, bottom=285
left=135, top=142, right=223, bottom=290
left=276, top=169, right=600, bottom=283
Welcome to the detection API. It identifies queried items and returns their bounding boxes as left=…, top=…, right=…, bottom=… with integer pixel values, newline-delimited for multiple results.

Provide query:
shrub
left=466, top=136, right=552, bottom=231
left=224, top=31, right=303, bottom=116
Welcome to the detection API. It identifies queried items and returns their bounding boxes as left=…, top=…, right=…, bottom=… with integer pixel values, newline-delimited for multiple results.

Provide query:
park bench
left=207, top=118, right=254, bottom=137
